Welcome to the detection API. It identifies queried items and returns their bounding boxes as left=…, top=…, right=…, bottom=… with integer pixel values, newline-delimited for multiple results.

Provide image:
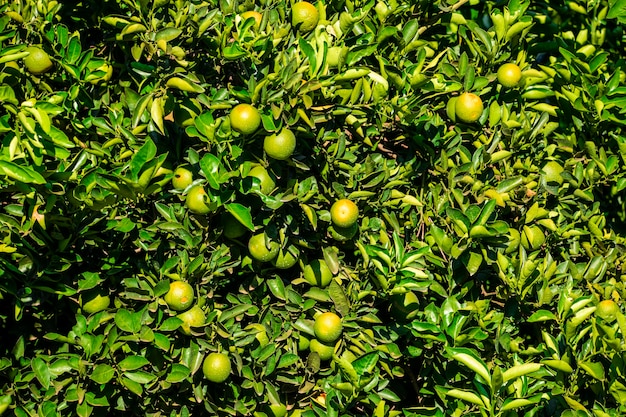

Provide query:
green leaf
left=224, top=203, right=254, bottom=231
left=218, top=304, right=253, bottom=323
left=115, top=308, right=143, bottom=333
left=0, top=160, right=46, bottom=184
left=501, top=363, right=542, bottom=382
left=199, top=153, right=224, bottom=190
left=527, top=309, right=557, bottom=322
left=328, top=280, right=350, bottom=317
left=90, top=364, right=116, bottom=384
left=121, top=376, right=143, bottom=396
left=166, top=364, right=191, bottom=383
left=31, top=357, right=50, bottom=389
left=118, top=355, right=150, bottom=371
left=129, top=138, right=157, bottom=181
left=446, top=347, right=491, bottom=385
left=352, top=352, right=379, bottom=377
left=579, top=361, right=605, bottom=381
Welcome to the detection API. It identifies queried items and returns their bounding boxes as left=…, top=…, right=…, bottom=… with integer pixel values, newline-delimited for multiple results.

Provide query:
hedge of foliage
left=1, top=0, right=626, bottom=415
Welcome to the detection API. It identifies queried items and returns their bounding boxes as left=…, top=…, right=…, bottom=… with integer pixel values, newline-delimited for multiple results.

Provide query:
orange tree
left=1, top=0, right=626, bottom=416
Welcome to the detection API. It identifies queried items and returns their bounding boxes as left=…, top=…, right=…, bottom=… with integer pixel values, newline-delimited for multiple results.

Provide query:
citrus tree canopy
left=1, top=0, right=626, bottom=416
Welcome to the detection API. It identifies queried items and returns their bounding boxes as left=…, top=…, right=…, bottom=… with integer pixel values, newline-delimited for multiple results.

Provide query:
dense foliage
left=1, top=0, right=626, bottom=415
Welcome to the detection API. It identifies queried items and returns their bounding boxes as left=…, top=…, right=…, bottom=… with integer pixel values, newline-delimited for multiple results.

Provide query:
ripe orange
left=185, top=185, right=213, bottom=214
left=303, top=259, right=333, bottom=287
left=313, top=312, right=342, bottom=344
left=164, top=281, right=195, bottom=311
left=264, top=128, right=296, bottom=160
left=248, top=233, right=280, bottom=262
left=309, top=339, right=335, bottom=361
left=177, top=305, right=206, bottom=335
left=596, top=300, right=618, bottom=321
left=241, top=10, right=262, bottom=28
left=81, top=290, right=111, bottom=314
left=292, top=1, right=319, bottom=32
left=202, top=352, right=232, bottom=383
left=248, top=165, right=275, bottom=194
left=172, top=166, right=193, bottom=190
left=23, top=46, right=53, bottom=74
left=497, top=63, right=522, bottom=88
left=330, top=199, right=359, bottom=228
left=454, top=92, right=484, bottom=123
left=230, top=103, right=261, bottom=135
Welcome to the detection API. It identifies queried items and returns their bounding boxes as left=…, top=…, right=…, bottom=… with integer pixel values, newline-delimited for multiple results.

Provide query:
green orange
left=292, top=1, right=319, bottom=32
left=230, top=103, right=261, bottom=135
left=172, top=166, right=194, bottom=190
left=248, top=165, right=275, bottom=195
left=497, top=63, right=522, bottom=88
left=202, top=352, right=232, bottom=383
left=596, top=300, right=619, bottom=322
left=309, top=339, right=335, bottom=361
left=248, top=233, right=280, bottom=262
left=264, top=128, right=296, bottom=160
left=81, top=290, right=111, bottom=314
left=303, top=259, right=333, bottom=287
left=313, top=312, right=343, bottom=344
left=454, top=92, right=484, bottom=123
left=330, top=199, right=359, bottom=228
left=164, top=281, right=195, bottom=311
left=23, top=46, right=53, bottom=74
left=185, top=185, right=214, bottom=214
left=177, top=305, right=206, bottom=335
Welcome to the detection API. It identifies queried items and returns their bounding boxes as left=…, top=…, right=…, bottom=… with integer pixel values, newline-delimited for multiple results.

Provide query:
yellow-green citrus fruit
left=497, top=63, right=522, bottom=88
left=177, top=305, right=206, bottom=335
left=241, top=10, right=262, bottom=28
left=313, top=312, right=342, bottom=344
left=454, top=92, right=484, bottom=123
left=330, top=199, right=359, bottom=228
left=81, top=291, right=111, bottom=314
left=329, top=223, right=358, bottom=242
left=542, top=161, right=564, bottom=185
left=248, top=165, right=275, bottom=194
left=292, top=1, right=319, bottom=32
left=596, top=300, right=618, bottom=322
left=273, top=245, right=300, bottom=269
left=309, top=339, right=335, bottom=361
left=446, top=96, right=458, bottom=122
left=202, top=352, right=232, bottom=383
left=172, top=166, right=194, bottom=190
left=185, top=185, right=213, bottom=214
left=230, top=103, right=261, bottom=135
left=248, top=233, right=280, bottom=262
left=264, top=128, right=296, bottom=160
left=23, top=46, right=53, bottom=74
left=164, top=281, right=195, bottom=311
left=298, top=334, right=310, bottom=351
left=222, top=214, right=248, bottom=239
left=303, top=259, right=333, bottom=287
